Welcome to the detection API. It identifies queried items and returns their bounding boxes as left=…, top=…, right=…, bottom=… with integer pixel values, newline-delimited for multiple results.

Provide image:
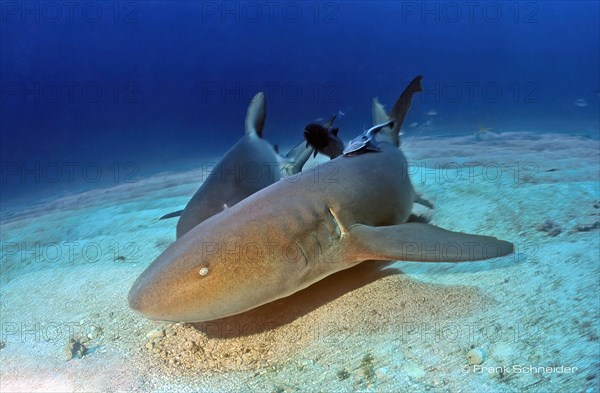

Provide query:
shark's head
left=128, top=218, right=281, bottom=322
left=127, top=235, right=222, bottom=322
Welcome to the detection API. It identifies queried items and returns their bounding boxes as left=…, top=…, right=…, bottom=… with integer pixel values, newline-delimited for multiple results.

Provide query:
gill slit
left=311, top=232, right=323, bottom=256
left=320, top=221, right=333, bottom=244
left=295, top=241, right=309, bottom=268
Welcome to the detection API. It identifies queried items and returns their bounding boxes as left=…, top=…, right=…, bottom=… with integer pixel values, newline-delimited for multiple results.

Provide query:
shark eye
left=199, top=267, right=209, bottom=276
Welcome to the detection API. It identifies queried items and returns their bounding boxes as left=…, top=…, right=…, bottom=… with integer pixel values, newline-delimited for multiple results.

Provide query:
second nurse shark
left=161, top=92, right=341, bottom=238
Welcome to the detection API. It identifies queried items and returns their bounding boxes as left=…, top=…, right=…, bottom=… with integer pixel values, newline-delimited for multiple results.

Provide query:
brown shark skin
left=129, top=143, right=415, bottom=322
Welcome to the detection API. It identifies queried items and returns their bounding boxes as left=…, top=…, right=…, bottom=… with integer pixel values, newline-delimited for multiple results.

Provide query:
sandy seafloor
left=0, top=131, right=598, bottom=393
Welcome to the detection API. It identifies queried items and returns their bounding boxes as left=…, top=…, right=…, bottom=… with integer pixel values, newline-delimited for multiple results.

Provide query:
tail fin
left=389, top=76, right=423, bottom=146
left=245, top=92, right=267, bottom=137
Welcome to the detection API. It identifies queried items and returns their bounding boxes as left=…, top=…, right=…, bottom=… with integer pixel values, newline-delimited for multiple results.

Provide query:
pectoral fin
left=348, top=223, right=513, bottom=262
left=159, top=210, right=183, bottom=220
left=414, top=194, right=434, bottom=209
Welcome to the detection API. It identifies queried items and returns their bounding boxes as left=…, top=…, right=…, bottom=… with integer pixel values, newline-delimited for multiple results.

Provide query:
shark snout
left=127, top=278, right=149, bottom=316
left=128, top=277, right=175, bottom=321
left=127, top=269, right=170, bottom=320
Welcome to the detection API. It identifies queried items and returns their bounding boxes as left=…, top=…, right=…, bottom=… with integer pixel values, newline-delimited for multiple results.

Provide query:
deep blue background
left=1, top=1, right=599, bottom=207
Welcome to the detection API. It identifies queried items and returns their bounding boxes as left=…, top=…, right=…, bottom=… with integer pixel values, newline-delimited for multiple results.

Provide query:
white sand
left=1, top=132, right=598, bottom=392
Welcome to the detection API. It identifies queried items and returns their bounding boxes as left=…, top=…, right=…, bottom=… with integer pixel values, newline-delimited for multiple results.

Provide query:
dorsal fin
left=388, top=76, right=423, bottom=144
left=371, top=97, right=395, bottom=145
left=245, top=92, right=266, bottom=137
left=323, top=113, right=337, bottom=128
left=372, top=97, right=389, bottom=124
left=281, top=141, right=313, bottom=176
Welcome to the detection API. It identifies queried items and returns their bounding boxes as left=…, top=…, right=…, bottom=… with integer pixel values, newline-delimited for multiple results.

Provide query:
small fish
left=425, top=109, right=438, bottom=116
left=574, top=98, right=588, bottom=107
left=408, top=122, right=419, bottom=128
left=473, top=126, right=500, bottom=142
left=304, top=115, right=345, bottom=159
left=316, top=110, right=345, bottom=123
left=411, top=120, right=433, bottom=134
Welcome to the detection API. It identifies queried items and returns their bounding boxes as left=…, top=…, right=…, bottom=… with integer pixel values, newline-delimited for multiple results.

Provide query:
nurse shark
left=130, top=76, right=513, bottom=322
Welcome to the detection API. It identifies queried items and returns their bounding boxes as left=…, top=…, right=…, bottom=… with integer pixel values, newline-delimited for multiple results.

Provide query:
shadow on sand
left=191, top=260, right=399, bottom=338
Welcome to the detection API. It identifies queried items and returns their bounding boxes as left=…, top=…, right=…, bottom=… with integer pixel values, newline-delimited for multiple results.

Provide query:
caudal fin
left=245, top=92, right=267, bottom=137
left=348, top=222, right=513, bottom=262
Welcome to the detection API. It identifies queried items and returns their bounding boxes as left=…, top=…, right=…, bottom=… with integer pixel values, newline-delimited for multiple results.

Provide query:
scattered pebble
left=65, top=336, right=88, bottom=361
left=467, top=348, right=487, bottom=365
left=144, top=323, right=271, bottom=372
left=87, top=325, right=103, bottom=340
left=574, top=221, right=600, bottom=232
left=337, top=369, right=350, bottom=380
left=145, top=328, right=165, bottom=340
left=539, top=219, right=561, bottom=236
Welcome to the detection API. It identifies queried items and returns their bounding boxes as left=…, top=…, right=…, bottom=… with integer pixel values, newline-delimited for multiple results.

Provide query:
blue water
left=1, top=1, right=598, bottom=207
